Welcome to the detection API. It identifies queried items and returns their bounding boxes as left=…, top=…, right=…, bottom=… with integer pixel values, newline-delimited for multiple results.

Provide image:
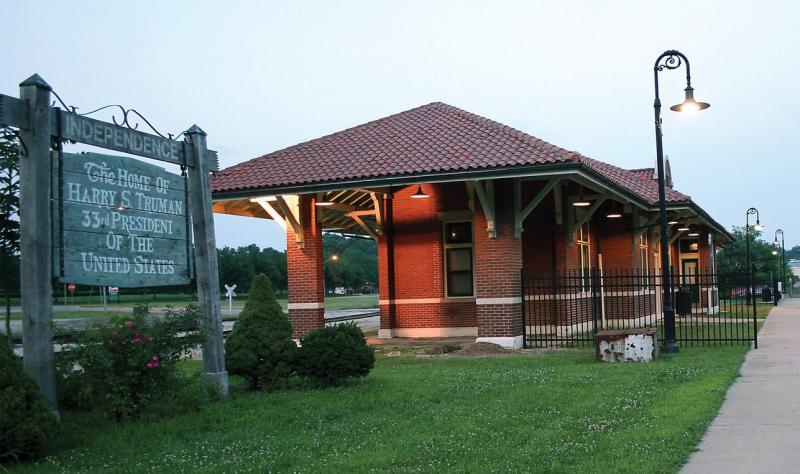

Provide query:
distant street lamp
left=653, top=50, right=710, bottom=353
left=746, top=207, right=761, bottom=309
left=323, top=254, right=340, bottom=295
left=775, top=229, right=786, bottom=299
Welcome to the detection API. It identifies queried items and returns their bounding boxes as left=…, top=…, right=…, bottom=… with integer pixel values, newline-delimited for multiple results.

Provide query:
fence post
left=591, top=268, right=600, bottom=333
left=520, top=269, right=526, bottom=349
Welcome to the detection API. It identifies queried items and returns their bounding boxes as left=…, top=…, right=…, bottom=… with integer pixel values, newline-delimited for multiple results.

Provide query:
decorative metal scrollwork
left=656, top=51, right=683, bottom=72
left=50, top=89, right=180, bottom=140
left=78, top=105, right=178, bottom=139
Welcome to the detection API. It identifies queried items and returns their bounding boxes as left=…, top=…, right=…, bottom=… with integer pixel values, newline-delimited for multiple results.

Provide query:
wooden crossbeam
left=275, top=195, right=303, bottom=247
left=567, top=197, right=607, bottom=245
left=514, top=177, right=562, bottom=237
left=349, top=214, right=378, bottom=240
left=465, top=181, right=476, bottom=213
left=370, top=192, right=384, bottom=228
left=472, top=180, right=496, bottom=238
left=554, top=181, right=563, bottom=225
left=250, top=197, right=286, bottom=232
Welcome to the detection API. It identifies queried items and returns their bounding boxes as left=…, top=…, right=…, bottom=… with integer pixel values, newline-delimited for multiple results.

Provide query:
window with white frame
left=639, top=232, right=649, bottom=287
left=444, top=221, right=473, bottom=297
left=576, top=222, right=591, bottom=292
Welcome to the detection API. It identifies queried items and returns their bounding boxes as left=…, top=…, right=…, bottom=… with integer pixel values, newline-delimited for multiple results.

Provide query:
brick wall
left=380, top=182, right=477, bottom=330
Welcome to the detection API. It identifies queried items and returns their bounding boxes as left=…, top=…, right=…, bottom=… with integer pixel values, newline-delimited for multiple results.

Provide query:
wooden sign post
left=18, top=75, right=57, bottom=414
left=2, top=75, right=229, bottom=414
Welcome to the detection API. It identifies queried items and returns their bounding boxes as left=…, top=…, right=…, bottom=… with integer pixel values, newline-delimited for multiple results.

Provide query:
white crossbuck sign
left=224, top=284, right=237, bottom=315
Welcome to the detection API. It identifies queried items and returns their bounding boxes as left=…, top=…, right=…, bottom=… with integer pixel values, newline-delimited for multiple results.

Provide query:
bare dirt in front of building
left=367, top=337, right=560, bottom=358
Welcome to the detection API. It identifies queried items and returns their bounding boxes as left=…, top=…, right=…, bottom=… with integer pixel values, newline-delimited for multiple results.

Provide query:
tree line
left=217, top=233, right=378, bottom=294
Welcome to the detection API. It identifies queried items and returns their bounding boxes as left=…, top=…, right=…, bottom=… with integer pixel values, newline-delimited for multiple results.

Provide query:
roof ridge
left=433, top=102, right=580, bottom=163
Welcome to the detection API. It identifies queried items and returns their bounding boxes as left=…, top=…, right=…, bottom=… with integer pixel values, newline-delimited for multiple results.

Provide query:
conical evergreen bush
left=225, top=274, right=296, bottom=389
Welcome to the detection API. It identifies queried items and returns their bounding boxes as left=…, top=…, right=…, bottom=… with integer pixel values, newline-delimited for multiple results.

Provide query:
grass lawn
left=13, top=346, right=749, bottom=473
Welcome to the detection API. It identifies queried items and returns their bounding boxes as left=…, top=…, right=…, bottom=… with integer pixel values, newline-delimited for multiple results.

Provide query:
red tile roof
left=211, top=102, right=691, bottom=205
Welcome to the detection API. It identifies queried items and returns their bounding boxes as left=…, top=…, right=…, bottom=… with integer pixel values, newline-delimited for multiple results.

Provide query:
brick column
left=286, top=194, right=325, bottom=338
left=378, top=194, right=395, bottom=338
left=473, top=179, right=524, bottom=348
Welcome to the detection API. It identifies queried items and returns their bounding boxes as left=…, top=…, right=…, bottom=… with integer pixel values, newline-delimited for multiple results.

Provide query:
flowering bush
left=57, top=305, right=204, bottom=421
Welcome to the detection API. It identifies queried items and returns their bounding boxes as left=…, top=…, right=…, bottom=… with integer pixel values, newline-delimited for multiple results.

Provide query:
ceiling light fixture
left=410, top=184, right=429, bottom=199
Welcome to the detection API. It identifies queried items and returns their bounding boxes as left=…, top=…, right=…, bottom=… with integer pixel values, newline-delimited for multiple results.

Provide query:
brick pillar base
left=286, top=195, right=325, bottom=339
left=288, top=306, right=325, bottom=339
left=474, top=179, right=523, bottom=349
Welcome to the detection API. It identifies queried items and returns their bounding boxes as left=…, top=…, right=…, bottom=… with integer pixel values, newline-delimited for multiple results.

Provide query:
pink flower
left=146, top=362, right=153, bottom=368
left=111, top=331, right=119, bottom=338
left=152, top=356, right=159, bottom=362
left=124, top=321, right=134, bottom=329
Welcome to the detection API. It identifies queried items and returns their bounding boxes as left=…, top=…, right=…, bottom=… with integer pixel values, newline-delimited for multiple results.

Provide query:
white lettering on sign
left=63, top=113, right=183, bottom=162
left=59, top=152, right=188, bottom=286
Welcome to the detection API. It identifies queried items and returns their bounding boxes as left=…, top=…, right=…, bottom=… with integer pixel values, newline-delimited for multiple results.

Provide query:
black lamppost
left=745, top=208, right=762, bottom=307
left=775, top=229, right=786, bottom=300
left=653, top=50, right=710, bottom=353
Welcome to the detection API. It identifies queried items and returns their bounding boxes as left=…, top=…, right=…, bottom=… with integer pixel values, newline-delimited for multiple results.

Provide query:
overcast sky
left=4, top=1, right=799, bottom=250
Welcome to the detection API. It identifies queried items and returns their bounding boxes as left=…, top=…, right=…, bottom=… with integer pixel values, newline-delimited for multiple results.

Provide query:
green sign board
left=53, top=152, right=191, bottom=287
left=57, top=111, right=189, bottom=166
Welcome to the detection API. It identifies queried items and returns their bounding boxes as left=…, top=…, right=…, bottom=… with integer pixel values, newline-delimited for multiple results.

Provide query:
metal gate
left=521, top=269, right=761, bottom=348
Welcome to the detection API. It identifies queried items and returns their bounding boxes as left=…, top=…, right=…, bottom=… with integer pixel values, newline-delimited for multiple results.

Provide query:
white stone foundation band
left=475, top=297, right=522, bottom=305
left=475, top=335, right=524, bottom=349
left=287, top=302, right=325, bottom=310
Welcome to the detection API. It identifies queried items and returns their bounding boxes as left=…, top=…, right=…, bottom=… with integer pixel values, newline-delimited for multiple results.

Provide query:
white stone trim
left=475, top=335, right=523, bottom=349
left=379, top=297, right=476, bottom=305
left=379, top=327, right=478, bottom=338
left=287, top=302, right=325, bottom=310
left=475, top=297, right=522, bottom=305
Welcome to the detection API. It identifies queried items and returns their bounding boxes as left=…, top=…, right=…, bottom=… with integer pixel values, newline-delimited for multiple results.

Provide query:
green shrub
left=226, top=274, right=296, bottom=390
left=295, top=323, right=375, bottom=387
left=0, top=338, right=57, bottom=463
left=57, top=305, right=204, bottom=421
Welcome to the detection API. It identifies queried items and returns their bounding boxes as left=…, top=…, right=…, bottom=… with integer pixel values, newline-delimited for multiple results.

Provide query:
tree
left=0, top=127, right=20, bottom=345
left=717, top=226, right=791, bottom=286
left=225, top=274, right=295, bottom=390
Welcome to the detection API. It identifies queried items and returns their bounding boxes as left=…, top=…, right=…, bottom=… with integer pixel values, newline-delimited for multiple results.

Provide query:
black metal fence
left=521, top=268, right=765, bottom=348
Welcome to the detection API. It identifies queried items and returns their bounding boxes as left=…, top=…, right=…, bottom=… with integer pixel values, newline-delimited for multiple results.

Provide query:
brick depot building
left=211, top=103, right=730, bottom=348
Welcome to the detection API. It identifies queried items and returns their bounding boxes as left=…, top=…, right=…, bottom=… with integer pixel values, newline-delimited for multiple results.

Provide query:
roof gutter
left=212, top=162, right=654, bottom=211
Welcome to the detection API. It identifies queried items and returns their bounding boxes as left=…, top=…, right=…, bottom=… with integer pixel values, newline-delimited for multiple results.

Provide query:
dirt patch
left=450, top=342, right=511, bottom=357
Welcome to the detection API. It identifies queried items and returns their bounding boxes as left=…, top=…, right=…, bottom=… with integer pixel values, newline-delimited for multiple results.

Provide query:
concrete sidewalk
left=682, top=298, right=800, bottom=473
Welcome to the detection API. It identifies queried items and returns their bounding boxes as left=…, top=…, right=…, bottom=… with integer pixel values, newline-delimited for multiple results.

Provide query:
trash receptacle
left=676, top=287, right=693, bottom=316
left=762, top=286, right=772, bottom=302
